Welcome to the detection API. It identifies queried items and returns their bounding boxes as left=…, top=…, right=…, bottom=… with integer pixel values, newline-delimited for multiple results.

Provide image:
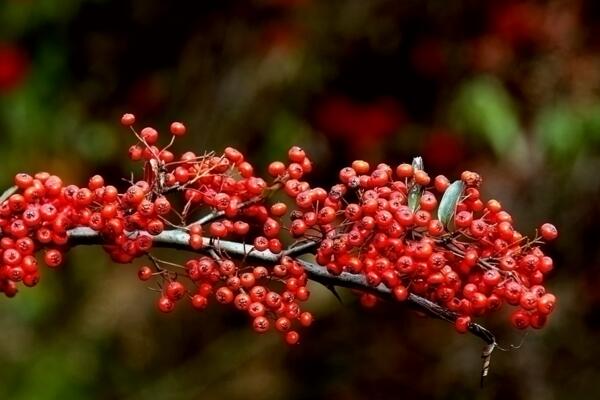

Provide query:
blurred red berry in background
left=259, top=22, right=303, bottom=54
left=491, top=2, right=545, bottom=46
left=411, top=38, right=447, bottom=78
left=0, top=43, right=29, bottom=92
left=127, top=75, right=166, bottom=115
left=470, top=35, right=513, bottom=72
left=423, top=130, right=465, bottom=171
left=315, top=95, right=405, bottom=152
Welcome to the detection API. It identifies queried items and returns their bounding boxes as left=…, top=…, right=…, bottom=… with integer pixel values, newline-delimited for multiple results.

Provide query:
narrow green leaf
left=408, top=157, right=424, bottom=212
left=438, top=180, right=465, bottom=228
left=0, top=186, right=18, bottom=203
left=408, top=185, right=421, bottom=212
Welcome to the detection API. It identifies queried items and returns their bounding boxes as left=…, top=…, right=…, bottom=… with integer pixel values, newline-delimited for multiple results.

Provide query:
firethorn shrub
left=0, top=113, right=558, bottom=347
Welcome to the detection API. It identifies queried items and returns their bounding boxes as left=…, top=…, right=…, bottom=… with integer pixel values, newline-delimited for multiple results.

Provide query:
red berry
left=147, top=219, right=164, bottom=235
left=234, top=293, right=250, bottom=310
left=22, top=272, right=40, bottom=287
left=510, top=309, right=530, bottom=329
left=360, top=293, right=378, bottom=308
left=268, top=238, right=282, bottom=254
left=530, top=312, right=547, bottom=329
left=248, top=302, right=266, bottom=318
left=396, top=163, right=413, bottom=178
left=253, top=236, right=269, bottom=252
left=154, top=196, right=171, bottom=215
left=3, top=248, right=22, bottom=266
left=128, top=144, right=144, bottom=161
left=454, top=316, right=471, bottom=333
left=121, top=113, right=136, bottom=126
left=43, top=249, right=63, bottom=268
left=14, top=173, right=33, bottom=189
left=270, top=203, right=287, bottom=217
left=299, top=311, right=313, bottom=327
left=170, top=121, right=186, bottom=136
left=189, top=234, right=204, bottom=250
left=537, top=293, right=556, bottom=315
left=209, top=222, right=228, bottom=238
left=157, top=296, right=175, bottom=313
left=140, top=127, right=158, bottom=145
left=434, top=175, right=450, bottom=192
left=215, top=287, right=234, bottom=304
left=414, top=170, right=430, bottom=186
left=454, top=211, right=473, bottom=228
left=138, top=265, right=152, bottom=281
left=166, top=281, right=186, bottom=301
left=288, top=146, right=306, bottom=163
left=285, top=330, right=300, bottom=345
left=540, top=223, right=558, bottom=241
left=275, top=317, right=291, bottom=332
left=252, top=316, right=270, bottom=333
left=250, top=286, right=267, bottom=302
left=393, top=285, right=409, bottom=301
left=191, top=294, right=208, bottom=310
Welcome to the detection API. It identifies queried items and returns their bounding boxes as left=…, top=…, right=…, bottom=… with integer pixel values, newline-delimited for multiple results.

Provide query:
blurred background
left=0, top=0, right=598, bottom=399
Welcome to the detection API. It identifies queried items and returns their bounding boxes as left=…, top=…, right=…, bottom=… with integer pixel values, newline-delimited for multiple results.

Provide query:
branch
left=68, top=227, right=497, bottom=345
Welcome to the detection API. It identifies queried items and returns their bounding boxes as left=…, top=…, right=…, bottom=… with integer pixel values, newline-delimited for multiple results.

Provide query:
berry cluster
left=0, top=171, right=88, bottom=295
left=0, top=113, right=558, bottom=345
left=144, top=255, right=313, bottom=344
left=280, top=159, right=558, bottom=332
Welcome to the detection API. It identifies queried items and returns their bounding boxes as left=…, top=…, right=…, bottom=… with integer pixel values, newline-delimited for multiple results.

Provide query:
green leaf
left=449, top=76, right=520, bottom=156
left=408, top=156, right=424, bottom=212
left=438, top=180, right=465, bottom=228
left=534, top=103, right=583, bottom=159
left=0, top=186, right=18, bottom=203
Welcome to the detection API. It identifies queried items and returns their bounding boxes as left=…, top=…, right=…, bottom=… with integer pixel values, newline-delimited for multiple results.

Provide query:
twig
left=282, top=239, right=320, bottom=257
left=67, top=226, right=497, bottom=346
left=185, top=196, right=266, bottom=228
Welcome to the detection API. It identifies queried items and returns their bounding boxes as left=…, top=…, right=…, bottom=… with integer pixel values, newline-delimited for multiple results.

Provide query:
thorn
left=325, top=284, right=343, bottom=304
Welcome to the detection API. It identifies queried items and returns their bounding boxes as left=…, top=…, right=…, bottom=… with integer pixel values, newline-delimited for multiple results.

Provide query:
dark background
left=0, top=1, right=599, bottom=399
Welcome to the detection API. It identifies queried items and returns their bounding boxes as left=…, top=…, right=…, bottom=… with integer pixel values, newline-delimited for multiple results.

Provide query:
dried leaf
left=411, top=156, right=424, bottom=171
left=480, top=343, right=495, bottom=387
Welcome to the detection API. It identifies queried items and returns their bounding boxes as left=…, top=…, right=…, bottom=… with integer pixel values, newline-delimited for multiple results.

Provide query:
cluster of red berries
left=0, top=112, right=558, bottom=344
left=0, top=113, right=318, bottom=344
left=0, top=170, right=164, bottom=295
left=142, top=255, right=313, bottom=345
left=122, top=117, right=318, bottom=343
left=280, top=158, right=558, bottom=332
left=123, top=113, right=292, bottom=255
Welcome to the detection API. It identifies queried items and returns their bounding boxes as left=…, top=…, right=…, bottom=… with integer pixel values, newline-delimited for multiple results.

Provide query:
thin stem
left=185, top=196, right=265, bottom=228
left=282, top=239, right=319, bottom=257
